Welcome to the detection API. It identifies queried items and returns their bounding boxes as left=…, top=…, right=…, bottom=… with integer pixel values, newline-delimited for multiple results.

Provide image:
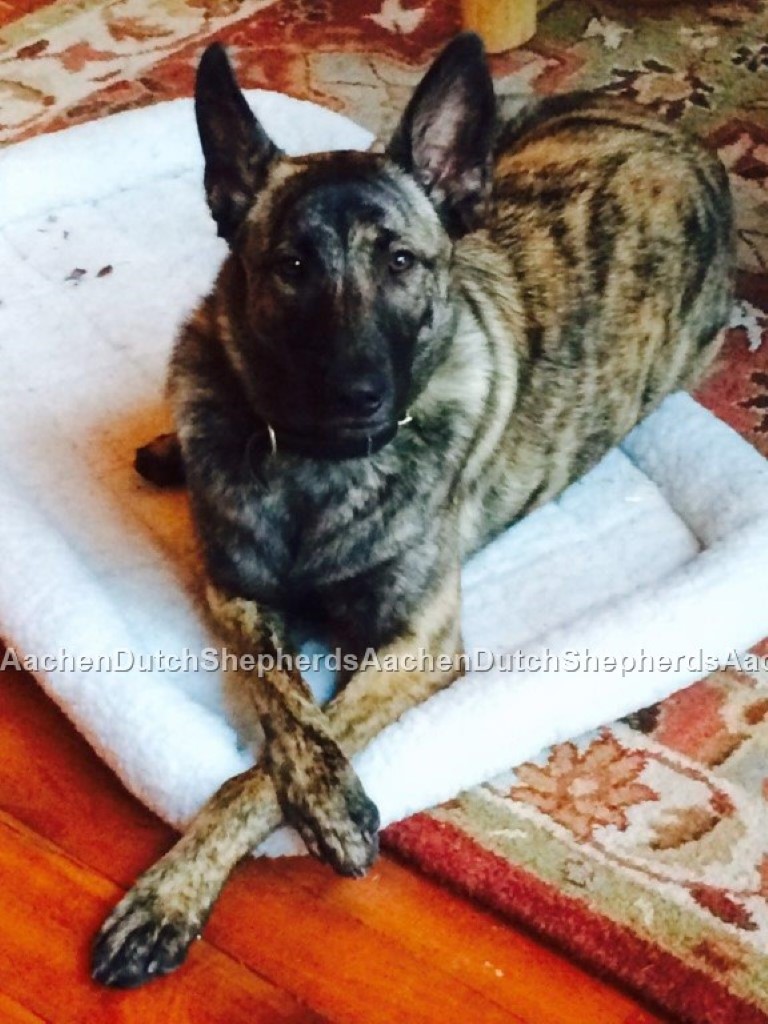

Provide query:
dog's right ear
left=195, top=43, right=280, bottom=244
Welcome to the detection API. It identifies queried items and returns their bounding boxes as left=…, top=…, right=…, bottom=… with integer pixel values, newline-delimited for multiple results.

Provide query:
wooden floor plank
left=0, top=991, right=50, bottom=1024
left=0, top=810, right=326, bottom=1024
left=0, top=664, right=667, bottom=1023
left=205, top=860, right=526, bottom=1024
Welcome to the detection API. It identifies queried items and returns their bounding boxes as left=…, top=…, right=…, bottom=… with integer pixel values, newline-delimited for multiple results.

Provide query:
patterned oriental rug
left=3, top=1, right=768, bottom=1021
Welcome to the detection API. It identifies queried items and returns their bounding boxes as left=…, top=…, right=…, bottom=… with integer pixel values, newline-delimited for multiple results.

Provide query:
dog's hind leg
left=134, top=432, right=185, bottom=487
left=91, top=570, right=461, bottom=989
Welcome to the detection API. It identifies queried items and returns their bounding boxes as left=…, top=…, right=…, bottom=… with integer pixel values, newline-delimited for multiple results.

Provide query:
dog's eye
left=273, top=255, right=305, bottom=284
left=388, top=249, right=415, bottom=274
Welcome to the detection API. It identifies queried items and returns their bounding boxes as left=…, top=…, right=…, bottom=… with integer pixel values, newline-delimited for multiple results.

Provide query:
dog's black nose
left=336, top=374, right=386, bottom=418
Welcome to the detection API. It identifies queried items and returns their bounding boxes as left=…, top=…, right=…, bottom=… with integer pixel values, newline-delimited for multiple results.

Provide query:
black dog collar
left=134, top=414, right=414, bottom=489
left=251, top=413, right=413, bottom=462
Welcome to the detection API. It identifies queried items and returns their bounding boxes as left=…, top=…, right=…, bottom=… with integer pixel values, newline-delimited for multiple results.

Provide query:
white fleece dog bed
left=2, top=95, right=768, bottom=859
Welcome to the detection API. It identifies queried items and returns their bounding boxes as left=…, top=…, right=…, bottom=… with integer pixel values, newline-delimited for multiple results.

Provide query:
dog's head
left=195, top=34, right=495, bottom=459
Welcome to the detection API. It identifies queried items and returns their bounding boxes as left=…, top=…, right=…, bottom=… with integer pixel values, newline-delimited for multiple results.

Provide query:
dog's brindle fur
left=92, top=35, right=733, bottom=987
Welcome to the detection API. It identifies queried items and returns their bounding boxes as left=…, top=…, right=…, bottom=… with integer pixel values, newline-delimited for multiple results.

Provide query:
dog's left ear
left=387, top=33, right=496, bottom=237
left=195, top=43, right=280, bottom=244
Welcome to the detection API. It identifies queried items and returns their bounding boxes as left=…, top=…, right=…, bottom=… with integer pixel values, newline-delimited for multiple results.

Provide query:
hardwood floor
left=0, top=665, right=667, bottom=1023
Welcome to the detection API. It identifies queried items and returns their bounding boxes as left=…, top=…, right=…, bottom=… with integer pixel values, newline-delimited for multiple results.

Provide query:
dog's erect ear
left=386, top=33, right=496, bottom=236
left=195, top=43, right=280, bottom=243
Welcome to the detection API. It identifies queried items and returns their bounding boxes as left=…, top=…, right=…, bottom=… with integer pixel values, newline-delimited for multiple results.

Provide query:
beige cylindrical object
left=461, top=0, right=538, bottom=53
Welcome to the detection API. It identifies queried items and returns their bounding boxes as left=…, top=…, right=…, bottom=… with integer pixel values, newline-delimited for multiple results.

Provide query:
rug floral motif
left=3, top=1, right=768, bottom=1021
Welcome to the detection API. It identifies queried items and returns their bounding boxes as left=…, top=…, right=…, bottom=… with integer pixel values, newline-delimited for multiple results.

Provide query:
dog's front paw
left=91, top=886, right=201, bottom=989
left=280, top=761, right=380, bottom=878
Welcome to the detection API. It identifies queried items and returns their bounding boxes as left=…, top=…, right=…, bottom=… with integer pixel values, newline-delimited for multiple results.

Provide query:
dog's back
left=435, top=94, right=735, bottom=554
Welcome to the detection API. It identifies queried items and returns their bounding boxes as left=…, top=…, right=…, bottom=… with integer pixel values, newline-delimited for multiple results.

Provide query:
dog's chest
left=232, top=459, right=407, bottom=601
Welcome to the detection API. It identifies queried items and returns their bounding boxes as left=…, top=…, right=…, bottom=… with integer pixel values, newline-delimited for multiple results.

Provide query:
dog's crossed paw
left=280, top=765, right=380, bottom=878
left=296, top=789, right=380, bottom=879
left=91, top=888, right=200, bottom=989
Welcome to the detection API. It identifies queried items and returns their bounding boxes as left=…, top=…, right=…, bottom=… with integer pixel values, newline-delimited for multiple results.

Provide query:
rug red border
left=384, top=815, right=768, bottom=1024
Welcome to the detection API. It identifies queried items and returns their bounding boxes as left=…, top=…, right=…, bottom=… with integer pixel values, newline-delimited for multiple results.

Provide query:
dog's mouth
left=257, top=415, right=409, bottom=461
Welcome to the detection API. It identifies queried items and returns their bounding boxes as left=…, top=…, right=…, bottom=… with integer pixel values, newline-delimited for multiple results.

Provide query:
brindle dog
left=92, top=33, right=733, bottom=987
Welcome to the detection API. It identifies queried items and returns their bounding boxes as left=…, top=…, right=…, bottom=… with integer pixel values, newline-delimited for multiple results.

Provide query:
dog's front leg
left=206, top=584, right=380, bottom=878
left=92, top=570, right=461, bottom=989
